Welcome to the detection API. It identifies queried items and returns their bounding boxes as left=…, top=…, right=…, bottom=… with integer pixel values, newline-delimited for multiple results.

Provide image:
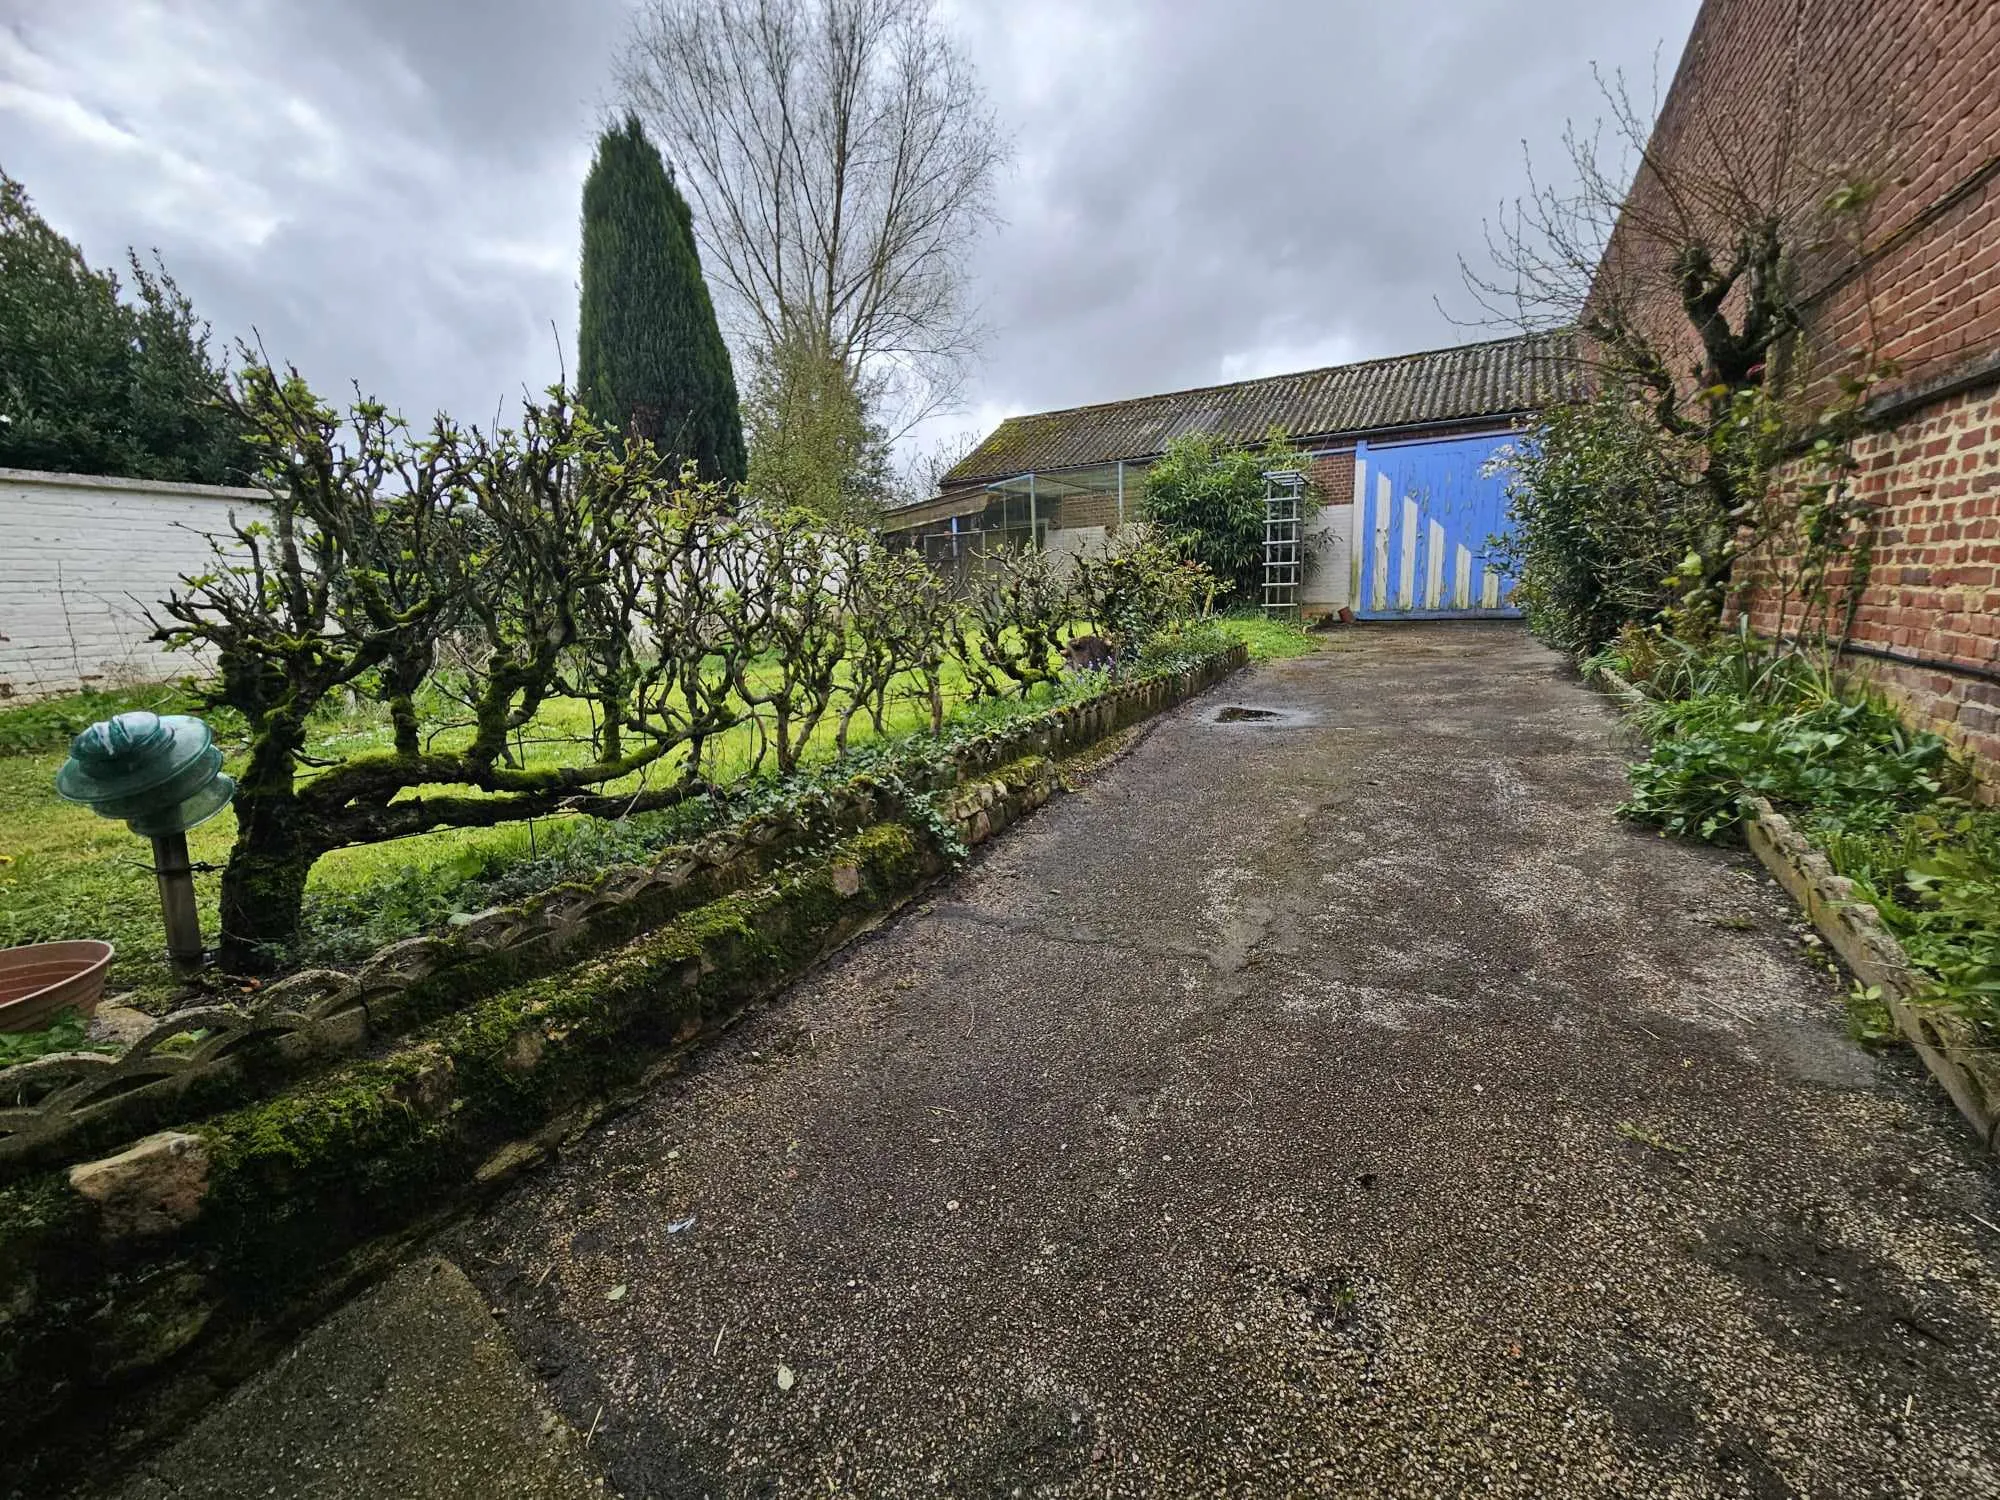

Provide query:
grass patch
left=0, top=683, right=214, bottom=759
left=1215, top=611, right=1321, bottom=661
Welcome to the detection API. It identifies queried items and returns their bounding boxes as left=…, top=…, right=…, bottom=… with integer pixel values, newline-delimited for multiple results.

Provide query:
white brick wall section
left=1300, top=503, right=1352, bottom=612
left=0, top=467, right=271, bottom=701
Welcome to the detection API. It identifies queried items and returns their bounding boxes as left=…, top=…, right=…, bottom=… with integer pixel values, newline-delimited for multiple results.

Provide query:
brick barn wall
left=1746, top=386, right=2000, bottom=781
left=1615, top=0, right=2000, bottom=783
left=1055, top=491, right=1119, bottom=531
left=1298, top=449, right=1356, bottom=618
left=0, top=468, right=270, bottom=701
left=1602, top=0, right=2000, bottom=404
left=1302, top=448, right=1354, bottom=508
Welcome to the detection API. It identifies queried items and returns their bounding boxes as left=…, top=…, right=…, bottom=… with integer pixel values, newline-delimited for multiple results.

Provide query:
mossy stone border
left=0, top=644, right=1249, bottom=1483
left=0, top=646, right=1250, bottom=1180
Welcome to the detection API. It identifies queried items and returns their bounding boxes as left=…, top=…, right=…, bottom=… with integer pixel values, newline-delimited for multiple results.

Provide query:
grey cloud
left=1, top=0, right=1697, bottom=456
left=946, top=0, right=1700, bottom=438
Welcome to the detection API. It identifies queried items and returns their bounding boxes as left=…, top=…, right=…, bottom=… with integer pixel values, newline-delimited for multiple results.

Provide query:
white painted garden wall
left=0, top=467, right=270, bottom=701
left=1300, top=503, right=1353, bottom=616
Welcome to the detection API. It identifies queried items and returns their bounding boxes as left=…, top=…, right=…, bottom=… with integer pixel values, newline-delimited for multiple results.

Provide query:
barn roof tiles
left=939, top=331, right=1576, bottom=488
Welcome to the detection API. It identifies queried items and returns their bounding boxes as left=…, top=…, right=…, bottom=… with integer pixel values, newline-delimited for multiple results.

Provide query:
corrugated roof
left=939, top=331, right=1576, bottom=488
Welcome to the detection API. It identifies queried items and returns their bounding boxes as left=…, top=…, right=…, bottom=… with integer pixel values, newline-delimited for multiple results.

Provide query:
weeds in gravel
left=1616, top=1120, right=1689, bottom=1157
left=1845, top=984, right=1898, bottom=1048
left=1595, top=624, right=2000, bottom=1036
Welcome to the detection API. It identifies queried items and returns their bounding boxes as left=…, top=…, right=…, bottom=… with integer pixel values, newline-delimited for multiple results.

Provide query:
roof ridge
left=987, top=330, right=1559, bottom=429
left=925, top=327, right=1579, bottom=495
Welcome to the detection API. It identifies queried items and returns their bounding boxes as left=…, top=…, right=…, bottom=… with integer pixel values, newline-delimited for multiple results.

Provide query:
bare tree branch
left=617, top=0, right=1009, bottom=436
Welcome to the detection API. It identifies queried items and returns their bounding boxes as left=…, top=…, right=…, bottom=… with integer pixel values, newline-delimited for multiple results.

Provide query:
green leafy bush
left=1070, top=536, right=1211, bottom=659
left=1141, top=429, right=1313, bottom=605
left=1495, top=396, right=1720, bottom=657
left=1604, top=627, right=1954, bottom=840
left=1621, top=694, right=1950, bottom=841
left=1603, top=627, right=2000, bottom=1033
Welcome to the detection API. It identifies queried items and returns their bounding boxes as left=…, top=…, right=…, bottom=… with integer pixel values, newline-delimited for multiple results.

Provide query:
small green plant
left=1845, top=984, right=1896, bottom=1048
left=1615, top=1119, right=1688, bottom=1157
left=0, top=1009, right=112, bottom=1068
left=1829, top=806, right=2000, bottom=1023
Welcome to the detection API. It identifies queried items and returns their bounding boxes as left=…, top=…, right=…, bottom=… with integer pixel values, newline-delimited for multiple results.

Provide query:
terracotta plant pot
left=0, top=941, right=115, bottom=1033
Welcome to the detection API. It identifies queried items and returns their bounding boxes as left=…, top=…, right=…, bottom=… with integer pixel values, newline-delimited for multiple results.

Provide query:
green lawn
left=1215, top=610, right=1325, bottom=660
left=0, top=613, right=1313, bottom=1011
left=0, top=659, right=997, bottom=1008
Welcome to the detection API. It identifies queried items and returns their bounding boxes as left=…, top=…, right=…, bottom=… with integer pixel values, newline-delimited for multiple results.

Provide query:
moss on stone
left=198, top=1050, right=464, bottom=1287
left=0, top=645, right=1243, bottom=1462
left=0, top=1171, right=90, bottom=1273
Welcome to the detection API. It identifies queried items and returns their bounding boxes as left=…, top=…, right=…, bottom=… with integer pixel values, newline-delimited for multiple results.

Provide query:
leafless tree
left=1458, top=61, right=1911, bottom=420
left=897, top=425, right=981, bottom=504
left=1459, top=69, right=1820, bottom=420
left=618, top=0, right=1009, bottom=439
left=1455, top=65, right=1906, bottom=629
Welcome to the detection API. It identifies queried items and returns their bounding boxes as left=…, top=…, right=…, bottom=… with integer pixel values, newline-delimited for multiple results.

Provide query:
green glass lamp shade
left=55, top=710, right=236, bottom=835
left=126, top=771, right=238, bottom=836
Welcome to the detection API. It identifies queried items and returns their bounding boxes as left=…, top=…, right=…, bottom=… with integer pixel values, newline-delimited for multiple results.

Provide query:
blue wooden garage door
left=1352, top=434, right=1521, bottom=619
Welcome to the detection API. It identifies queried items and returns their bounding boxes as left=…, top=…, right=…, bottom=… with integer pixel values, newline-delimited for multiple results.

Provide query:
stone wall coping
left=0, top=466, right=275, bottom=503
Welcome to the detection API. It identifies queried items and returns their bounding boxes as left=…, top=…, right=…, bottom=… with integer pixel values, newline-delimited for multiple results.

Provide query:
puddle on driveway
left=1202, top=703, right=1315, bottom=729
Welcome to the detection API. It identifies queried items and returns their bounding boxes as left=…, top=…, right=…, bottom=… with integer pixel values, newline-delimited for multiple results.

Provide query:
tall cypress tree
left=578, top=115, right=746, bottom=480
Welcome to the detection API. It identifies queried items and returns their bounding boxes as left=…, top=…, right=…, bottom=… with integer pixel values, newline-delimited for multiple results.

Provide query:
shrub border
left=1584, top=659, right=2000, bottom=1149
left=0, top=643, right=1247, bottom=1481
left=0, top=647, right=1248, bottom=1178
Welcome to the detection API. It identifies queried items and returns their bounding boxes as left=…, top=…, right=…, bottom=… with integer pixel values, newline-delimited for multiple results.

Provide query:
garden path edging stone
left=1587, top=659, right=2000, bottom=1150
left=1744, top=796, right=2000, bottom=1148
left=0, top=643, right=1247, bottom=1496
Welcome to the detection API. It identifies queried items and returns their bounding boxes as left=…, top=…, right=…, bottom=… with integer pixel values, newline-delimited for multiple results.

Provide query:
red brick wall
left=1604, top=0, right=2000, bottom=399
left=1303, top=449, right=1355, bottom=507
left=1747, top=385, right=2000, bottom=780
left=1621, top=0, right=2000, bottom=784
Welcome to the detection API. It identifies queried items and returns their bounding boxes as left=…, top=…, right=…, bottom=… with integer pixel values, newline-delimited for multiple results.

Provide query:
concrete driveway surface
left=447, top=623, right=2000, bottom=1498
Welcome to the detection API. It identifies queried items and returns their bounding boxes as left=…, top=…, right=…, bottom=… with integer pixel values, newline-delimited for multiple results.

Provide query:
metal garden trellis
left=1261, top=468, right=1306, bottom=619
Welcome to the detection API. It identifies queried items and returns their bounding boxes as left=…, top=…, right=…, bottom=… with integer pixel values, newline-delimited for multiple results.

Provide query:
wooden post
left=151, top=831, right=204, bottom=979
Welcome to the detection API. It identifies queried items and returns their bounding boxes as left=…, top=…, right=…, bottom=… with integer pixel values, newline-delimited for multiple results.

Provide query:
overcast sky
left=1, top=0, right=1699, bottom=464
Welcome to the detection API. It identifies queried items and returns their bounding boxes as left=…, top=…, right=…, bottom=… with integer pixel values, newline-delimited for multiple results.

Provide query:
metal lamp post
left=55, top=711, right=236, bottom=980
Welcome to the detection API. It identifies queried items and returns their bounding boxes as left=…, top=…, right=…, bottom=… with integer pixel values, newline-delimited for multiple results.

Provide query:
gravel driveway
left=449, top=623, right=2000, bottom=1498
